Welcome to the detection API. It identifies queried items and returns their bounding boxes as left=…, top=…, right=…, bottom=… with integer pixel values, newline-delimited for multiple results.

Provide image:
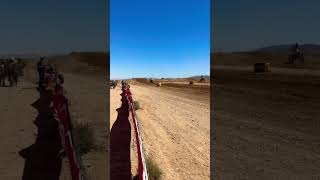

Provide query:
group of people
left=0, top=58, right=20, bottom=87
left=110, top=80, right=118, bottom=89
left=36, top=57, right=64, bottom=92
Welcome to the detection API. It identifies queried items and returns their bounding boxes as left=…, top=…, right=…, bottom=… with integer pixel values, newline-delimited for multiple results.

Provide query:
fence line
left=124, top=87, right=149, bottom=180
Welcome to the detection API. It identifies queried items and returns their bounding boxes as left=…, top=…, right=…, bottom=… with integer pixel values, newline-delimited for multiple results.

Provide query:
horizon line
left=214, top=43, right=320, bottom=54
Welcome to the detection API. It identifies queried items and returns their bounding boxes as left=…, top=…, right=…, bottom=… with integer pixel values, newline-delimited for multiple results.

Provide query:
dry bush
left=72, top=122, right=94, bottom=155
left=133, top=156, right=163, bottom=180
left=133, top=101, right=140, bottom=110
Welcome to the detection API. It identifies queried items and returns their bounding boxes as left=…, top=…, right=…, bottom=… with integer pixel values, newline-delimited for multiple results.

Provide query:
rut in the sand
left=110, top=91, right=132, bottom=179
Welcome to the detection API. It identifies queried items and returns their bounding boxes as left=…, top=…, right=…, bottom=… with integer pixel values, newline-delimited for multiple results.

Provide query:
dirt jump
left=110, top=79, right=210, bottom=179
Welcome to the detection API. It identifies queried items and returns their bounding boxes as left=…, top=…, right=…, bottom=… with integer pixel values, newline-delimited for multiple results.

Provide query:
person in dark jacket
left=0, top=62, right=6, bottom=86
left=37, top=57, right=45, bottom=88
left=7, top=59, right=17, bottom=86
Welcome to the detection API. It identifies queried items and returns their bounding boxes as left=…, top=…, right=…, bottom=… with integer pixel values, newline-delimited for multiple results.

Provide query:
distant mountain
left=189, top=75, right=210, bottom=79
left=0, top=53, right=40, bottom=59
left=252, top=44, right=320, bottom=56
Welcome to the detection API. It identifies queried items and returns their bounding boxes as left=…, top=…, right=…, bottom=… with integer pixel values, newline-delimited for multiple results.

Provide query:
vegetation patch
left=133, top=100, right=141, bottom=110
left=133, top=156, right=163, bottom=180
left=72, top=122, right=94, bottom=155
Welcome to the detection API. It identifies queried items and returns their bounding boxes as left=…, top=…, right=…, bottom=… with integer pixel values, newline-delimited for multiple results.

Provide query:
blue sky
left=214, top=0, right=320, bottom=52
left=0, top=0, right=107, bottom=55
left=110, top=0, right=210, bottom=79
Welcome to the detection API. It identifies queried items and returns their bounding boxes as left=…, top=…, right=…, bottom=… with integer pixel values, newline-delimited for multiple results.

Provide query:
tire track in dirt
left=129, top=84, right=210, bottom=180
left=214, top=67, right=320, bottom=179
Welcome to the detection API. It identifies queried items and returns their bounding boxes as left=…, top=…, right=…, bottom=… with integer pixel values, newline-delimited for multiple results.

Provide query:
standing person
left=121, top=80, right=125, bottom=89
left=11, top=59, right=19, bottom=86
left=44, top=68, right=57, bottom=92
left=0, top=62, right=6, bottom=87
left=7, top=59, right=15, bottom=86
left=37, top=57, right=45, bottom=88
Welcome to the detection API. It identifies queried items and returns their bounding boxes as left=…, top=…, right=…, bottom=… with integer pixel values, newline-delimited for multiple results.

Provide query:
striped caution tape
left=124, top=88, right=149, bottom=180
left=53, top=85, right=83, bottom=180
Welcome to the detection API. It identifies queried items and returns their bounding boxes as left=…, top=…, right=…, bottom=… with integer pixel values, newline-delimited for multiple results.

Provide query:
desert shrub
left=146, top=156, right=163, bottom=180
left=72, top=122, right=94, bottom=155
left=133, top=101, right=140, bottom=110
left=189, top=81, right=194, bottom=85
left=133, top=156, right=163, bottom=180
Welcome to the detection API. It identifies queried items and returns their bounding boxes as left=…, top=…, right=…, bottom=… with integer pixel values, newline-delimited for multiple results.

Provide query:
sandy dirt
left=213, top=64, right=320, bottom=179
left=0, top=58, right=107, bottom=180
left=60, top=72, right=107, bottom=180
left=110, top=81, right=210, bottom=179
left=0, top=73, right=37, bottom=179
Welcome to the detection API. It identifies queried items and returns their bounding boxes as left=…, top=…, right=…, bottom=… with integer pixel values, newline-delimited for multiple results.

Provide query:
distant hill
left=34, top=51, right=110, bottom=77
left=252, top=44, right=320, bottom=56
left=0, top=53, right=40, bottom=59
left=189, top=75, right=210, bottom=80
left=211, top=44, right=320, bottom=69
left=69, top=52, right=109, bottom=67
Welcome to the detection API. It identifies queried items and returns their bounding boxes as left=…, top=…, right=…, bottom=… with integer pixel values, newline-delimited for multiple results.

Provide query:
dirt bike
left=288, top=52, right=304, bottom=64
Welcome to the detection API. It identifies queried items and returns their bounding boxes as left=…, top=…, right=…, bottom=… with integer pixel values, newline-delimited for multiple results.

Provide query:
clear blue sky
left=0, top=0, right=107, bottom=55
left=110, top=0, right=210, bottom=79
left=214, top=0, right=320, bottom=52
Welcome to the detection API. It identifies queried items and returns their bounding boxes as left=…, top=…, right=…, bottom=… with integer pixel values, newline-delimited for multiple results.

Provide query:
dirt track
left=0, top=59, right=107, bottom=180
left=0, top=74, right=37, bottom=179
left=110, top=82, right=210, bottom=179
left=213, top=65, right=320, bottom=179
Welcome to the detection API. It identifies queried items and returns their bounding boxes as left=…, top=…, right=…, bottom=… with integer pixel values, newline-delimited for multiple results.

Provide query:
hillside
left=69, top=52, right=109, bottom=68
left=189, top=75, right=210, bottom=80
left=211, top=44, right=320, bottom=69
left=252, top=44, right=320, bottom=56
left=29, top=52, right=110, bottom=77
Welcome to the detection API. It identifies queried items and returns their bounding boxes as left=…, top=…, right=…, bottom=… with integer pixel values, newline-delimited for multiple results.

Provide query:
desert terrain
left=213, top=53, right=320, bottom=179
left=0, top=52, right=108, bottom=180
left=110, top=78, right=210, bottom=179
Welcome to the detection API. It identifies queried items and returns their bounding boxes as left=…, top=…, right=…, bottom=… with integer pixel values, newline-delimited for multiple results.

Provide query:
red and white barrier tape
left=53, top=85, right=82, bottom=180
left=125, top=88, right=149, bottom=180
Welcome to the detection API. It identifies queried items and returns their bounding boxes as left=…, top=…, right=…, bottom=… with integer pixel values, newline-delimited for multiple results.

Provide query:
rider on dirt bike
left=293, top=43, right=300, bottom=54
left=288, top=43, right=304, bottom=64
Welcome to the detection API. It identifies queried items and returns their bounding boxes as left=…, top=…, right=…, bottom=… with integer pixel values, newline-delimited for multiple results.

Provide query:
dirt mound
left=132, top=78, right=149, bottom=84
left=69, top=52, right=109, bottom=68
left=23, top=52, right=109, bottom=78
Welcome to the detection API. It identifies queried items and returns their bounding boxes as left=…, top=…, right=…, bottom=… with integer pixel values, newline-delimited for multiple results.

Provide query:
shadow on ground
left=110, top=91, right=132, bottom=180
left=19, top=90, right=62, bottom=180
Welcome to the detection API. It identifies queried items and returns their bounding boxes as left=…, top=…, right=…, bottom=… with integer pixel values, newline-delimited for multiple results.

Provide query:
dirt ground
left=213, top=64, right=320, bottom=179
left=0, top=57, right=107, bottom=180
left=110, top=81, right=210, bottom=179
